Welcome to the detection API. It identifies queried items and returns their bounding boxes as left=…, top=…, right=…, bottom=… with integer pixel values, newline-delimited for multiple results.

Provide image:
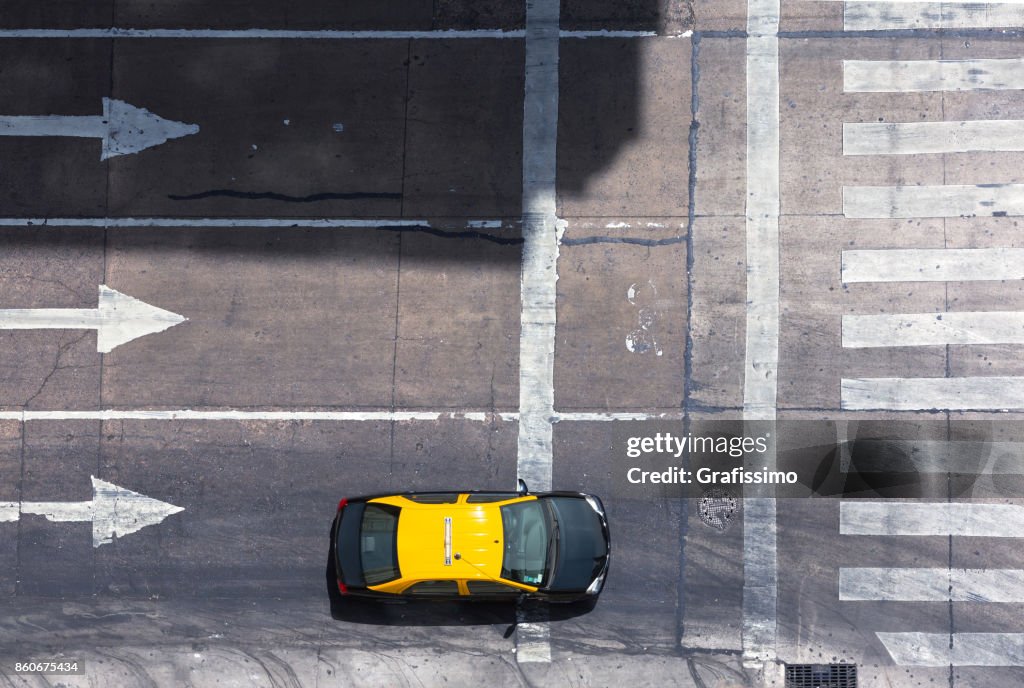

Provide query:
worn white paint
left=843, top=248, right=1024, bottom=283
left=844, top=58, right=1024, bottom=93
left=0, top=98, right=198, bottom=160
left=842, top=376, right=1024, bottom=410
left=841, top=568, right=1024, bottom=601
left=0, top=285, right=185, bottom=353
left=0, top=409, right=519, bottom=422
left=514, top=0, right=561, bottom=666
left=552, top=411, right=686, bottom=422
left=626, top=281, right=663, bottom=356
left=841, top=502, right=1024, bottom=536
left=843, top=311, right=1024, bottom=347
left=844, top=184, right=1024, bottom=218
left=4, top=476, right=183, bottom=547
left=877, top=633, right=1024, bottom=666
left=844, top=120, right=1024, bottom=155
left=845, top=2, right=1024, bottom=30
left=844, top=439, right=1024, bottom=473
left=0, top=28, right=667, bottom=40
left=743, top=0, right=781, bottom=671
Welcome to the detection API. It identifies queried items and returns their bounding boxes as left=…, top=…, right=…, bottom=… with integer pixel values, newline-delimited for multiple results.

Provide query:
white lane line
left=841, top=568, right=1024, bottom=601
left=840, top=502, right=1024, bottom=536
left=0, top=217, right=511, bottom=229
left=744, top=0, right=781, bottom=671
left=845, top=2, right=1024, bottom=30
left=877, top=633, right=1024, bottom=666
left=515, top=0, right=560, bottom=667
left=842, top=311, right=1024, bottom=347
left=844, top=439, right=1024, bottom=473
left=0, top=409, right=683, bottom=422
left=844, top=120, right=1024, bottom=155
left=844, top=184, right=1024, bottom=218
left=842, top=376, right=1024, bottom=410
left=844, top=58, right=1024, bottom=93
left=0, top=410, right=518, bottom=422
left=0, top=28, right=670, bottom=40
left=551, top=411, right=686, bottom=421
left=843, top=248, right=1024, bottom=283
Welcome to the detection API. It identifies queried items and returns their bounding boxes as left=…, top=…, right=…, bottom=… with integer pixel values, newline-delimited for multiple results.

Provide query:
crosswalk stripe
left=843, top=248, right=1024, bottom=283
left=841, top=568, right=1024, bottom=601
left=845, top=58, right=1024, bottom=92
left=844, top=120, right=1024, bottom=155
left=841, top=439, right=1024, bottom=473
left=845, top=2, right=1024, bottom=30
left=844, top=184, right=1024, bottom=218
left=842, top=376, right=1024, bottom=410
left=843, top=311, right=1024, bottom=347
left=840, top=501, right=1024, bottom=536
left=877, top=633, right=1024, bottom=666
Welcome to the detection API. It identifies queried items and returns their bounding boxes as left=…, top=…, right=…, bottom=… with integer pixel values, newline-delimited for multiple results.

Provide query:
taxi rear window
left=361, top=504, right=401, bottom=585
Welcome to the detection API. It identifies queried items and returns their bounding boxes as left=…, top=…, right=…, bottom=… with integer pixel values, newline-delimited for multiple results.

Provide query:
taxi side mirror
left=517, top=479, right=529, bottom=495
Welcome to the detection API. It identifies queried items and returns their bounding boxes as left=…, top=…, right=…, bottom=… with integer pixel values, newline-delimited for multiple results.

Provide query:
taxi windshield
left=499, top=500, right=552, bottom=586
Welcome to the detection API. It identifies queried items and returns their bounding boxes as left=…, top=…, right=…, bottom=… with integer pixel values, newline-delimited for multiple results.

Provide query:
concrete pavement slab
left=0, top=41, right=109, bottom=216
left=0, top=422, right=22, bottom=596
left=101, top=227, right=400, bottom=408
left=389, top=417, right=518, bottom=492
left=690, top=218, right=745, bottom=410
left=393, top=233, right=520, bottom=409
left=109, top=40, right=407, bottom=218
left=552, top=421, right=684, bottom=653
left=694, top=37, right=745, bottom=218
left=558, top=38, right=690, bottom=218
left=17, top=421, right=98, bottom=596
left=0, top=1, right=113, bottom=30
left=0, top=229, right=103, bottom=410
left=402, top=40, right=524, bottom=218
left=778, top=216, right=947, bottom=410
left=780, top=38, right=943, bottom=217
left=95, top=419, right=392, bottom=598
left=554, top=223, right=686, bottom=410
left=115, top=0, right=434, bottom=31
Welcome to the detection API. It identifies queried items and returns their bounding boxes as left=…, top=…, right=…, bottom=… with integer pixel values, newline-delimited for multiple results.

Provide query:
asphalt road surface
left=1, top=0, right=1024, bottom=686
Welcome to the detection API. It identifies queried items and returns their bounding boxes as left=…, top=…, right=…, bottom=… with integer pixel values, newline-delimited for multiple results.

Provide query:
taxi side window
left=405, top=493, right=459, bottom=504
left=466, top=581, right=521, bottom=595
left=405, top=580, right=459, bottom=596
left=465, top=493, right=517, bottom=503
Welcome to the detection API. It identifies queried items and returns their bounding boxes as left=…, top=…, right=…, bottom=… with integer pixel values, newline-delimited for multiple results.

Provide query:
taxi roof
left=368, top=493, right=535, bottom=585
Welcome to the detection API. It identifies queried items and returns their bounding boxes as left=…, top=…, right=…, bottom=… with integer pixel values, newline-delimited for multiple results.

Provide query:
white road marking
left=844, top=58, right=1024, bottom=93
left=0, top=476, right=183, bottom=547
left=842, top=376, right=1024, bottom=410
left=877, top=633, right=1024, bottom=666
left=840, top=502, right=1024, bottom=536
left=0, top=409, right=685, bottom=422
left=0, top=98, right=197, bottom=160
left=841, top=568, right=1024, bottom=601
left=843, top=248, right=1024, bottom=283
left=844, top=120, right=1024, bottom=155
left=515, top=0, right=560, bottom=666
left=844, top=184, right=1024, bottom=218
left=0, top=217, right=512, bottom=229
left=0, top=285, right=185, bottom=353
left=843, top=439, right=1024, bottom=473
left=843, top=311, right=1024, bottom=347
left=845, top=2, right=1024, bottom=30
left=744, top=0, right=781, bottom=671
left=0, top=28, right=668, bottom=40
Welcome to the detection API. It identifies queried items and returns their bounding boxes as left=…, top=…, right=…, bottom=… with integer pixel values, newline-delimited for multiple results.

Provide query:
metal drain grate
left=785, top=664, right=857, bottom=688
left=698, top=488, right=738, bottom=530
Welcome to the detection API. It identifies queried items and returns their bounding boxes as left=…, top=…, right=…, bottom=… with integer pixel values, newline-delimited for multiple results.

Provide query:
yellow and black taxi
left=330, top=482, right=610, bottom=602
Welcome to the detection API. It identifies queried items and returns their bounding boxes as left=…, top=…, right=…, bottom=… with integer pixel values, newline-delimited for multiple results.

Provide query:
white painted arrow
left=0, top=476, right=183, bottom=547
left=0, top=97, right=199, bottom=160
left=0, top=284, right=186, bottom=353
